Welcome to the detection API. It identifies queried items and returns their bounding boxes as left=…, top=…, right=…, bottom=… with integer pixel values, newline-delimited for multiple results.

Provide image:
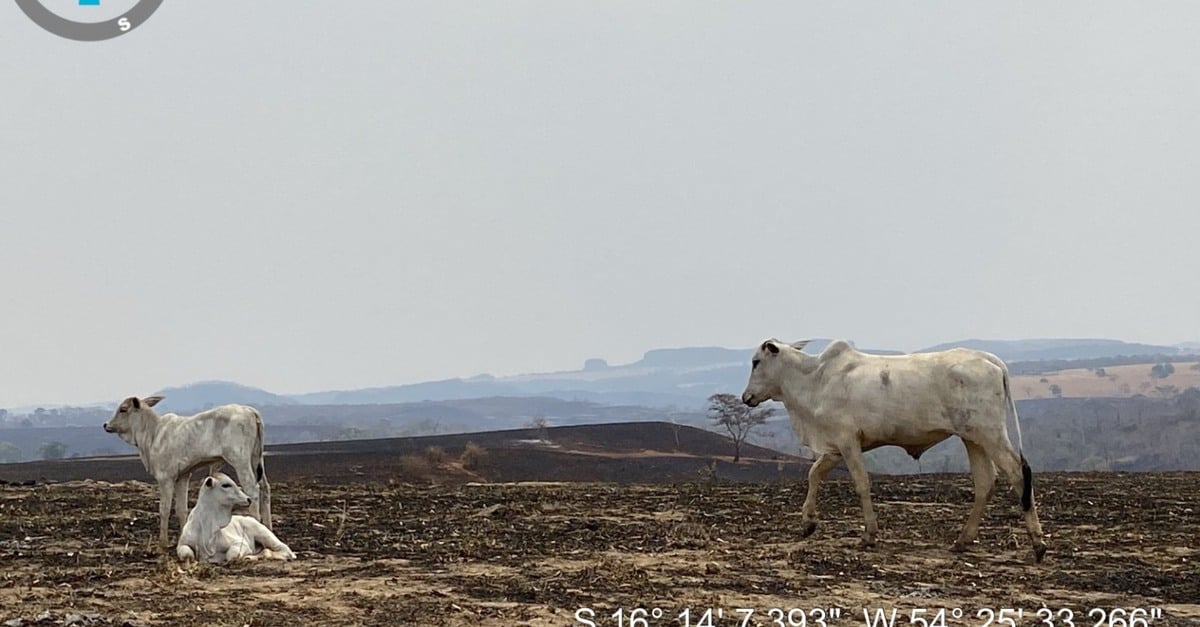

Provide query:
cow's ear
left=130, top=397, right=141, bottom=410
left=763, top=341, right=780, bottom=355
left=790, top=340, right=811, bottom=352
left=143, top=395, right=164, bottom=408
left=204, top=477, right=214, bottom=488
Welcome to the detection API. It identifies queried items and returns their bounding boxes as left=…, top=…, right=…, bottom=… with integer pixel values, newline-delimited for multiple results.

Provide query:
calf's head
left=199, top=472, right=253, bottom=509
left=741, top=339, right=810, bottom=407
left=102, top=395, right=164, bottom=445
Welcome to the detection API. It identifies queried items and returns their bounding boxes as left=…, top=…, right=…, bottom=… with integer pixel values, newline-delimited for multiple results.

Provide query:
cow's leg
left=953, top=440, right=996, bottom=552
left=993, top=446, right=1047, bottom=562
left=840, top=441, right=878, bottom=548
left=233, top=462, right=262, bottom=522
left=249, top=519, right=292, bottom=558
left=156, top=479, right=175, bottom=548
left=800, top=452, right=842, bottom=538
left=258, top=471, right=273, bottom=531
left=173, top=475, right=190, bottom=527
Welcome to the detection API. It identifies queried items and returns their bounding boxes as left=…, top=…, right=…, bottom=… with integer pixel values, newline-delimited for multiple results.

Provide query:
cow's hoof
left=859, top=538, right=876, bottom=549
left=800, top=521, right=818, bottom=538
left=1034, top=544, right=1047, bottom=563
left=951, top=540, right=972, bottom=553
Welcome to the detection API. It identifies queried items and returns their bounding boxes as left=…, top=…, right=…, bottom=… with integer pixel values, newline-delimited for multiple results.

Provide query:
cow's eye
left=752, top=359, right=761, bottom=369
left=222, top=483, right=232, bottom=488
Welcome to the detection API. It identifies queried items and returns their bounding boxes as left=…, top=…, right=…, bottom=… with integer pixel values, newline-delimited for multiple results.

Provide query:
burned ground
left=1, top=472, right=1197, bottom=626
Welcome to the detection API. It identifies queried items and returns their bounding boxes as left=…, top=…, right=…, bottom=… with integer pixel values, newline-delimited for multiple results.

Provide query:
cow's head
left=741, top=339, right=810, bottom=407
left=200, top=472, right=252, bottom=509
left=102, top=395, right=163, bottom=445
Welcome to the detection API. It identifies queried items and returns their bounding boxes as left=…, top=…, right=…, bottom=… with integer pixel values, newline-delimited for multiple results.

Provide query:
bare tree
left=1174, top=387, right=1200, bottom=419
left=707, top=393, right=774, bottom=462
left=669, top=419, right=682, bottom=452
left=527, top=415, right=550, bottom=442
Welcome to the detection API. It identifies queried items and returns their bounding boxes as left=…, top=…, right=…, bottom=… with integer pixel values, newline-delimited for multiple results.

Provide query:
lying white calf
left=177, top=473, right=295, bottom=564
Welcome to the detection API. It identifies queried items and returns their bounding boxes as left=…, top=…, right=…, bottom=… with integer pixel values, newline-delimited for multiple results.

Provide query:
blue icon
left=79, top=0, right=100, bottom=5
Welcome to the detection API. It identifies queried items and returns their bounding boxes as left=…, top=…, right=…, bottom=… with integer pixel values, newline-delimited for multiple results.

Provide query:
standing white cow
left=742, top=339, right=1047, bottom=562
left=177, top=472, right=294, bottom=563
left=103, top=395, right=272, bottom=547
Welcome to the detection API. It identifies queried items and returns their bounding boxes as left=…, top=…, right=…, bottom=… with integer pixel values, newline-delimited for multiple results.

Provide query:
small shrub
left=423, top=445, right=447, bottom=465
left=1150, top=362, right=1175, bottom=379
left=460, top=442, right=488, bottom=470
left=398, top=454, right=431, bottom=481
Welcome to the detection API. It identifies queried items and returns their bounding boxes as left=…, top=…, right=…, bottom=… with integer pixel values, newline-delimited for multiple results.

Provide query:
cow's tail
left=1001, top=368, right=1024, bottom=453
left=253, top=408, right=265, bottom=484
left=1001, top=367, right=1034, bottom=512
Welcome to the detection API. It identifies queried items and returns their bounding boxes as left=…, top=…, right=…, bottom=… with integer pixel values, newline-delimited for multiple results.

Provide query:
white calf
left=177, top=472, right=294, bottom=563
left=103, top=395, right=272, bottom=547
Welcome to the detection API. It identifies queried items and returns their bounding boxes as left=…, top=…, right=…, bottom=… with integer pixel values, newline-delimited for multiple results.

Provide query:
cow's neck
left=131, top=412, right=161, bottom=472
left=779, top=351, right=822, bottom=417
left=194, top=501, right=234, bottom=559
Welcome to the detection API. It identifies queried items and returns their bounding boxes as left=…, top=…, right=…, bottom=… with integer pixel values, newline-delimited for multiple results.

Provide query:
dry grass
left=397, top=454, right=432, bottom=482
left=1011, top=361, right=1200, bottom=399
left=423, top=445, right=447, bottom=465
left=459, top=442, right=488, bottom=470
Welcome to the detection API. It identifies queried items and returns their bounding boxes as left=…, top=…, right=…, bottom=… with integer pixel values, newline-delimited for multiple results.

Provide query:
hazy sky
left=2, top=2, right=1198, bottom=407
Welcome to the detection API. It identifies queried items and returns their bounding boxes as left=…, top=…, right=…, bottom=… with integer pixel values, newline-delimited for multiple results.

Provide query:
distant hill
left=0, top=422, right=804, bottom=485
left=919, top=338, right=1184, bottom=362
left=150, top=381, right=296, bottom=414
left=130, top=338, right=1195, bottom=413
left=288, top=339, right=903, bottom=409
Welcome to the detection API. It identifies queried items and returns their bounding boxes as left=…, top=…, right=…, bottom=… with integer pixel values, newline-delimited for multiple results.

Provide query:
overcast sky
left=2, top=2, right=1198, bottom=407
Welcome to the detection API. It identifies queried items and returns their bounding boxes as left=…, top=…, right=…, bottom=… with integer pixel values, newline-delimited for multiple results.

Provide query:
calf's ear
left=763, top=341, right=780, bottom=354
left=129, top=397, right=141, bottom=410
left=790, top=340, right=811, bottom=352
left=143, top=395, right=164, bottom=408
left=204, top=477, right=214, bottom=488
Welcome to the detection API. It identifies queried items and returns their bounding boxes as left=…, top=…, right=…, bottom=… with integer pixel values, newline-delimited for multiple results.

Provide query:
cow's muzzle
left=102, top=424, right=114, bottom=433
left=741, top=392, right=760, bottom=407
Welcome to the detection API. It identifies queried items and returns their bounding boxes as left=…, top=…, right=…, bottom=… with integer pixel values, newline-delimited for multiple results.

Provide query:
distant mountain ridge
left=94, top=337, right=1196, bottom=413
left=151, top=381, right=296, bottom=414
left=918, top=338, right=1186, bottom=362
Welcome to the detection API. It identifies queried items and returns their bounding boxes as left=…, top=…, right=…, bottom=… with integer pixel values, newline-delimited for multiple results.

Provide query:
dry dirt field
left=1, top=473, right=1197, bottom=626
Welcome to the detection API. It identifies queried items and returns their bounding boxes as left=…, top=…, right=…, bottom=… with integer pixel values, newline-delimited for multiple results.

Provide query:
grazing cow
left=102, top=396, right=272, bottom=547
left=177, top=472, right=294, bottom=563
left=741, top=339, right=1047, bottom=562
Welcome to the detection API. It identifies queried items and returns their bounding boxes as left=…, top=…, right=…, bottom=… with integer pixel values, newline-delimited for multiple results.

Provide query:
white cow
left=177, top=472, right=295, bottom=563
left=103, top=395, right=272, bottom=547
left=742, top=339, right=1047, bottom=562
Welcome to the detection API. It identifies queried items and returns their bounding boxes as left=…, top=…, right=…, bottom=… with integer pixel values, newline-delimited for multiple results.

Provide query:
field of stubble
left=1, top=473, right=1197, bottom=626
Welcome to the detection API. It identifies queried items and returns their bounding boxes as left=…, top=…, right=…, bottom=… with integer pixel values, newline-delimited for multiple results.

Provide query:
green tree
left=1049, top=383, right=1063, bottom=398
left=0, top=441, right=21, bottom=463
left=37, top=441, right=68, bottom=460
left=1150, top=362, right=1175, bottom=379
left=707, top=393, right=774, bottom=462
